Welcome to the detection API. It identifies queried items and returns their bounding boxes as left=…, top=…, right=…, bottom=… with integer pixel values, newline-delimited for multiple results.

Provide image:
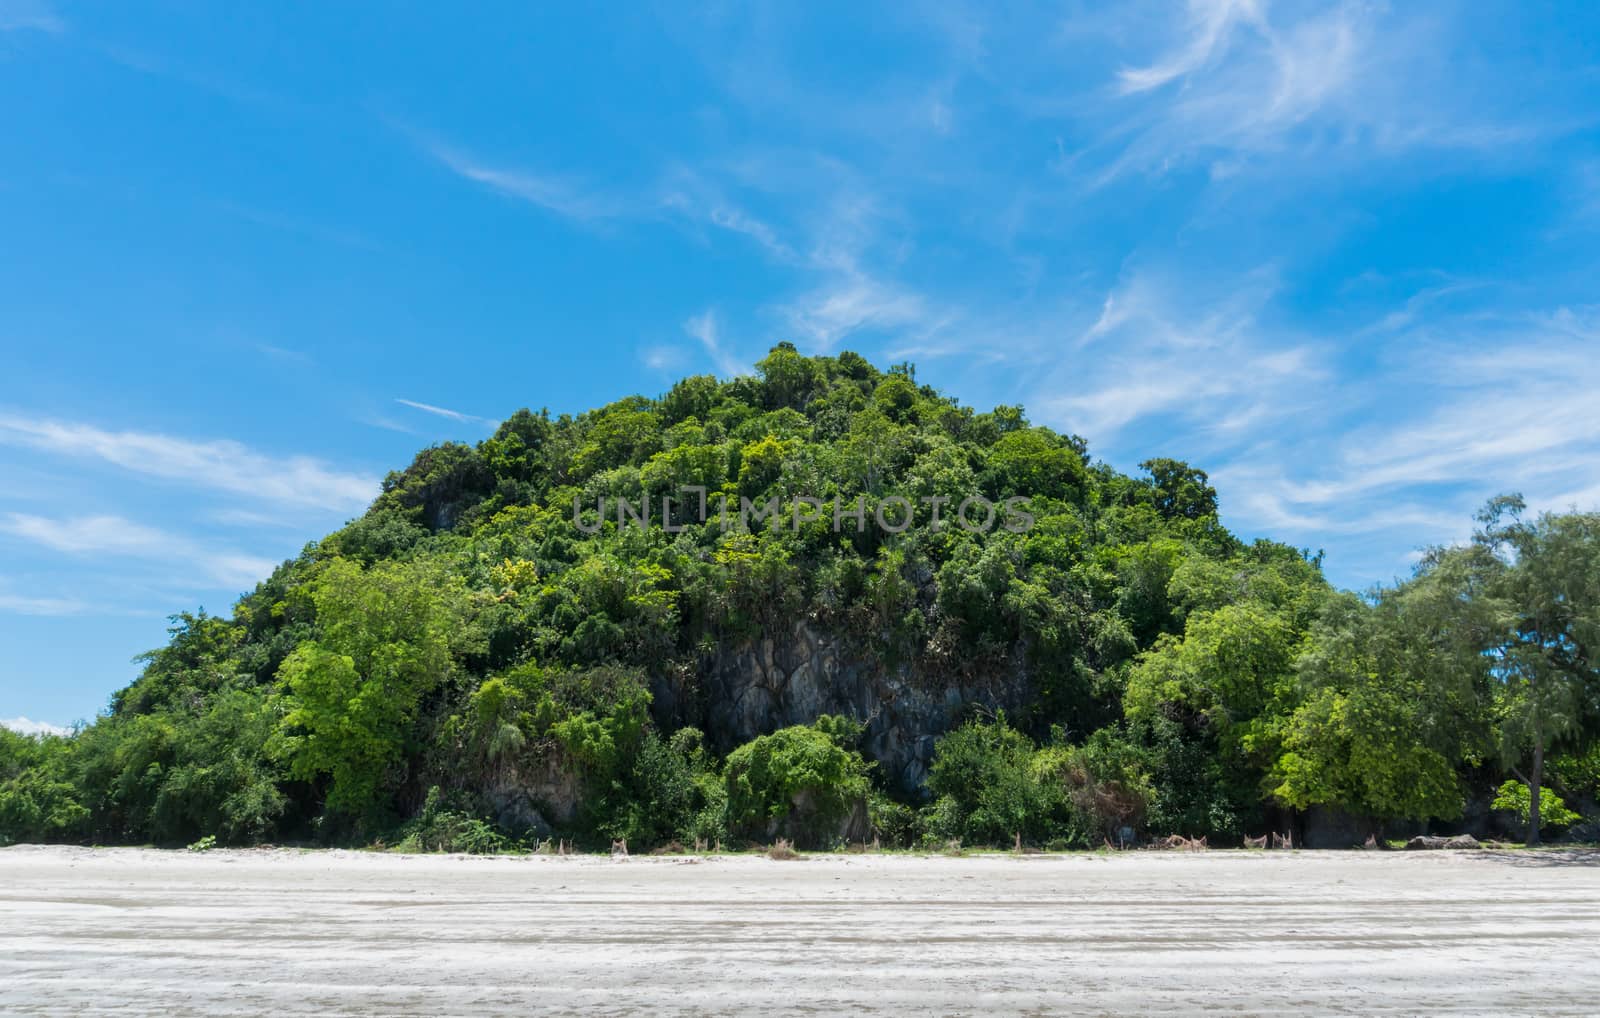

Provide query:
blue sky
left=4, top=0, right=1600, bottom=729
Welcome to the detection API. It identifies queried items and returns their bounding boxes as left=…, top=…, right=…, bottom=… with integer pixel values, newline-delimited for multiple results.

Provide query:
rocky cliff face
left=480, top=756, right=582, bottom=837
left=653, top=620, right=1033, bottom=795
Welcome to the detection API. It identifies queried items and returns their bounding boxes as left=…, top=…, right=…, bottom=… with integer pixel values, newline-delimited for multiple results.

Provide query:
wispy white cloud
left=210, top=200, right=379, bottom=252
left=1183, top=302, right=1600, bottom=586
left=0, top=717, right=72, bottom=738
left=1116, top=0, right=1262, bottom=95
left=1229, top=316, right=1600, bottom=509
left=696, top=181, right=953, bottom=354
left=394, top=398, right=496, bottom=427
left=359, top=414, right=420, bottom=436
left=252, top=342, right=313, bottom=364
left=422, top=138, right=623, bottom=222
left=0, top=580, right=152, bottom=618
left=1074, top=0, right=1566, bottom=185
left=0, top=513, right=279, bottom=589
left=410, top=112, right=956, bottom=361
left=683, top=311, right=747, bottom=377
left=0, top=591, right=89, bottom=616
left=702, top=202, right=800, bottom=263
left=1092, top=2, right=1365, bottom=181
left=657, top=164, right=807, bottom=264
left=1010, top=266, right=1600, bottom=583
left=639, top=345, right=689, bottom=375
left=0, top=513, right=278, bottom=590
left=208, top=508, right=308, bottom=530
left=0, top=413, right=377, bottom=513
left=1355, top=280, right=1483, bottom=337
left=0, top=0, right=64, bottom=33
left=5, top=513, right=177, bottom=555
left=1034, top=267, right=1322, bottom=442
left=783, top=274, right=935, bottom=353
left=659, top=157, right=1065, bottom=368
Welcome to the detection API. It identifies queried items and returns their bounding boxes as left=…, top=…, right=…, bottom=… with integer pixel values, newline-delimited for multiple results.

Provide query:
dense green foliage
left=3, top=349, right=1598, bottom=850
left=921, top=716, right=1155, bottom=849
left=1491, top=780, right=1580, bottom=835
left=0, top=728, right=88, bottom=841
left=724, top=716, right=872, bottom=848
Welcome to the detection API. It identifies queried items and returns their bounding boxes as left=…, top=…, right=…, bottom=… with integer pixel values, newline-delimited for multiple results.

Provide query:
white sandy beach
left=2, top=845, right=1597, bottom=1016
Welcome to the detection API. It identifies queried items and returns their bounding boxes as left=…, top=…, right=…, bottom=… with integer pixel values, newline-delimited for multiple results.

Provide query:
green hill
left=3, top=346, right=1597, bottom=850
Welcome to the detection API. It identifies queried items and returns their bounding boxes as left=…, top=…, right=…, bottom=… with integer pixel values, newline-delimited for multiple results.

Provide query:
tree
left=377, top=442, right=495, bottom=532
left=756, top=343, right=820, bottom=411
left=1271, top=590, right=1488, bottom=823
left=1466, top=497, right=1600, bottom=844
left=570, top=396, right=662, bottom=479
left=983, top=429, right=1085, bottom=503
left=1124, top=603, right=1302, bottom=761
left=0, top=728, right=87, bottom=844
left=273, top=559, right=458, bottom=821
left=1140, top=458, right=1218, bottom=522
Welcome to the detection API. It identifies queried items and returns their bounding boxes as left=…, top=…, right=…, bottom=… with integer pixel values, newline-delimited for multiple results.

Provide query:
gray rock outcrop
left=655, top=620, right=1033, bottom=794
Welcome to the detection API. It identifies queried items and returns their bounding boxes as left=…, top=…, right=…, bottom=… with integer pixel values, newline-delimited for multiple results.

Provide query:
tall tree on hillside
left=271, top=559, right=460, bottom=823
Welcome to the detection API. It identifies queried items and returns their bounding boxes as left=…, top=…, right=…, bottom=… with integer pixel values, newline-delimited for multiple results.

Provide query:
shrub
left=766, top=837, right=799, bottom=860
left=868, top=792, right=920, bottom=847
left=1032, top=730, right=1154, bottom=842
left=724, top=716, right=871, bottom=849
left=926, top=715, right=1063, bottom=845
left=599, top=729, right=698, bottom=847
left=1491, top=780, right=1581, bottom=835
left=686, top=770, right=730, bottom=846
left=595, top=726, right=728, bottom=848
left=918, top=795, right=963, bottom=845
left=397, top=787, right=512, bottom=854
